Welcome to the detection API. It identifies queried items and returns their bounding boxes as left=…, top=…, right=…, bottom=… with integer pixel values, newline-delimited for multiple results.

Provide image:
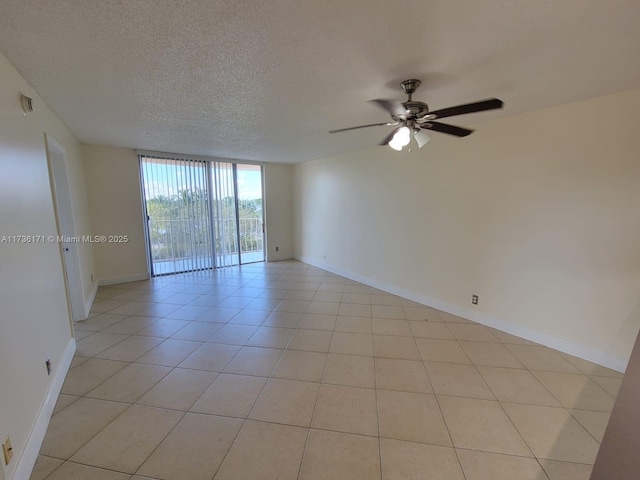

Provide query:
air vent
left=20, top=94, right=34, bottom=114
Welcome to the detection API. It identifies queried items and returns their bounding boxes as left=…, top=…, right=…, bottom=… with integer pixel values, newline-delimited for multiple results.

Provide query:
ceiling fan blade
left=379, top=127, right=403, bottom=146
left=370, top=99, right=407, bottom=118
left=414, top=129, right=431, bottom=148
left=329, top=122, right=392, bottom=133
left=421, top=121, right=474, bottom=137
left=428, top=98, right=503, bottom=120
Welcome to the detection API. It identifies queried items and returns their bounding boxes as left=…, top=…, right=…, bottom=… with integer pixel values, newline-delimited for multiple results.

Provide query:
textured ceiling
left=1, top=0, right=640, bottom=163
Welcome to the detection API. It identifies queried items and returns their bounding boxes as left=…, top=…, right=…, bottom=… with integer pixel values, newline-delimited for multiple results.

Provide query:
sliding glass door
left=140, top=155, right=264, bottom=276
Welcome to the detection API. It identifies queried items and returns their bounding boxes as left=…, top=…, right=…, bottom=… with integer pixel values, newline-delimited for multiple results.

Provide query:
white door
left=46, top=135, right=84, bottom=321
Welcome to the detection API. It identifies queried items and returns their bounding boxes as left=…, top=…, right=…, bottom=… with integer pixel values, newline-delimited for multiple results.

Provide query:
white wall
left=82, top=145, right=149, bottom=284
left=293, top=87, right=640, bottom=369
left=264, top=163, right=293, bottom=261
left=0, top=53, right=91, bottom=479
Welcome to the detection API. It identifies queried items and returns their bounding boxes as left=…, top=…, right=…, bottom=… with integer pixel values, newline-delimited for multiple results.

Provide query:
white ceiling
left=1, top=0, right=640, bottom=163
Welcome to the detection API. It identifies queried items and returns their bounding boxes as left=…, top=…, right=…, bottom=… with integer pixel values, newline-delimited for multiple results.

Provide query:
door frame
left=45, top=134, right=84, bottom=321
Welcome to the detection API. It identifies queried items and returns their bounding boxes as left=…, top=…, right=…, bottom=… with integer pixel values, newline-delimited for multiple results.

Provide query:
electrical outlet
left=91, top=274, right=94, bottom=283
left=46, top=358, right=52, bottom=375
left=275, top=246, right=279, bottom=252
left=2, top=437, right=13, bottom=465
left=472, top=295, right=479, bottom=305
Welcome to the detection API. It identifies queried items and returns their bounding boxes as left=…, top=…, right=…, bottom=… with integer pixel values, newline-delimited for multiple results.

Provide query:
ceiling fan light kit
left=329, top=79, right=504, bottom=151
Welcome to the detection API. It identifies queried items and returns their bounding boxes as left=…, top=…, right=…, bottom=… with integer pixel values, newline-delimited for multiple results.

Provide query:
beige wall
left=264, top=163, right=293, bottom=261
left=293, top=87, right=640, bottom=369
left=0, top=53, right=92, bottom=479
left=82, top=145, right=149, bottom=284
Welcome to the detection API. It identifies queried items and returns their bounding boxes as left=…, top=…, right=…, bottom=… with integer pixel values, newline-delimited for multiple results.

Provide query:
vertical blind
left=140, top=154, right=264, bottom=275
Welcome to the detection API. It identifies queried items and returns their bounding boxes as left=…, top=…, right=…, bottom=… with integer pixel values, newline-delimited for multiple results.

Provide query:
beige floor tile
left=70, top=405, right=183, bottom=473
left=532, top=371, right=615, bottom=412
left=276, top=299, right=311, bottom=313
left=539, top=460, right=593, bottom=480
left=223, top=346, right=283, bottom=376
left=197, top=307, right=242, bottom=323
left=69, top=355, right=90, bottom=368
left=299, top=313, right=337, bottom=331
left=263, top=310, right=303, bottom=328
left=289, top=329, right=333, bottom=352
left=570, top=409, right=611, bottom=442
left=273, top=350, right=327, bottom=382
left=439, top=396, right=531, bottom=456
left=342, top=285, right=370, bottom=294
left=502, top=402, right=600, bottom=463
left=246, top=326, right=295, bottom=348
left=460, top=341, right=524, bottom=368
left=95, top=335, right=164, bottom=362
left=316, top=283, right=345, bottom=293
left=372, top=305, right=406, bottom=319
left=207, top=324, right=258, bottom=345
left=76, top=332, right=129, bottom=357
left=249, top=378, right=319, bottom=426
left=137, top=413, right=243, bottom=480
left=61, top=358, right=128, bottom=396
left=306, top=301, right=340, bottom=315
left=40, top=398, right=128, bottom=459
left=378, top=390, right=452, bottom=446
left=226, top=308, right=269, bottom=325
left=179, top=343, right=241, bottom=372
left=335, top=315, right=372, bottom=333
left=380, top=438, right=464, bottom=480
left=52, top=393, right=80, bottom=415
left=590, top=375, right=622, bottom=397
left=457, top=449, right=549, bottom=480
left=137, top=368, right=217, bottom=411
left=170, top=321, right=224, bottom=341
left=375, top=358, right=432, bottom=393
left=338, top=303, right=372, bottom=318
left=299, top=429, right=380, bottom=480
left=191, top=373, right=267, bottom=418
left=372, top=318, right=412, bottom=336
left=108, top=301, right=156, bottom=316
left=506, top=345, right=581, bottom=373
left=313, top=291, right=343, bottom=302
left=447, top=324, right=499, bottom=342
left=136, top=339, right=202, bottom=367
left=409, top=320, right=455, bottom=339
left=330, top=332, right=374, bottom=356
left=341, top=293, right=372, bottom=305
left=477, top=366, right=561, bottom=407
left=323, top=353, right=375, bottom=387
left=312, top=384, right=378, bottom=436
left=404, top=306, right=441, bottom=321
left=165, top=305, right=210, bottom=321
left=73, top=330, right=96, bottom=341
left=285, top=290, right=316, bottom=300
left=214, top=421, right=307, bottom=480
left=374, top=335, right=421, bottom=360
left=101, top=316, right=159, bottom=335
left=44, top=462, right=131, bottom=480
left=29, top=455, right=63, bottom=480
left=371, top=294, right=402, bottom=306
left=415, top=338, right=471, bottom=364
left=86, top=363, right=171, bottom=403
left=559, top=353, right=623, bottom=377
left=136, top=319, right=191, bottom=337
left=426, top=362, right=494, bottom=399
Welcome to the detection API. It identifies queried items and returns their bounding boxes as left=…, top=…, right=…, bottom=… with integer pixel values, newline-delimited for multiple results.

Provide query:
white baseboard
left=12, top=338, right=76, bottom=480
left=98, top=272, right=150, bottom=286
left=295, top=254, right=628, bottom=373
left=82, top=281, right=99, bottom=320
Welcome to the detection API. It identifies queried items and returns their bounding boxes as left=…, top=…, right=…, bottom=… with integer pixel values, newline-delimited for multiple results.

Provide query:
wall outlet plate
left=2, top=437, right=12, bottom=465
left=472, top=294, right=479, bottom=305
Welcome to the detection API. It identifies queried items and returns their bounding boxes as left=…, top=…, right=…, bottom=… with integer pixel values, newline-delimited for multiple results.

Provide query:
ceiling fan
left=329, top=79, right=504, bottom=150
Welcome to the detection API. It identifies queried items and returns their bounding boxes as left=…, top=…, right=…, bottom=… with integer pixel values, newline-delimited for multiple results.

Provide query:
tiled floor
left=31, top=260, right=622, bottom=480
